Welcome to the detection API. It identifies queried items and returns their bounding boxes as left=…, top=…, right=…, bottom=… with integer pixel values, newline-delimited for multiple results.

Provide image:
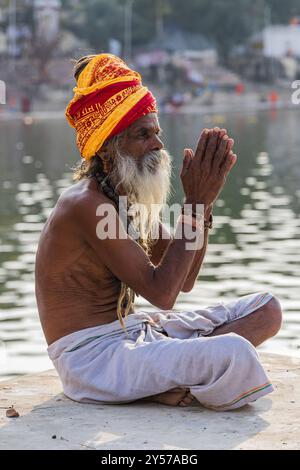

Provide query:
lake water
left=0, top=108, right=300, bottom=380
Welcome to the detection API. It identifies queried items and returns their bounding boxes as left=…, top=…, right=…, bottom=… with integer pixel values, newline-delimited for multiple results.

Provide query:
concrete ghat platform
left=1, top=353, right=300, bottom=450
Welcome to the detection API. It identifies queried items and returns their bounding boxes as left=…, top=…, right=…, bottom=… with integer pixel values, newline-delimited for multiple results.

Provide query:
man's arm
left=75, top=128, right=236, bottom=310
left=148, top=221, right=172, bottom=266
left=150, top=206, right=212, bottom=293
left=180, top=204, right=213, bottom=292
left=74, top=191, right=202, bottom=311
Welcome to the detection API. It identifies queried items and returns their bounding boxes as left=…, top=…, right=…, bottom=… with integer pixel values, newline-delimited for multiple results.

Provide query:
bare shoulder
left=59, top=178, right=116, bottom=216
left=60, top=178, right=123, bottom=247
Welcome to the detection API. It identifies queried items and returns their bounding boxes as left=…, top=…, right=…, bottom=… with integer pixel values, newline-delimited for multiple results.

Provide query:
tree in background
left=60, top=0, right=124, bottom=53
left=60, top=0, right=300, bottom=61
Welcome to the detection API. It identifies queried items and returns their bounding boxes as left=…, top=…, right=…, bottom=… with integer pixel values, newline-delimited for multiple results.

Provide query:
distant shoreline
left=0, top=100, right=299, bottom=121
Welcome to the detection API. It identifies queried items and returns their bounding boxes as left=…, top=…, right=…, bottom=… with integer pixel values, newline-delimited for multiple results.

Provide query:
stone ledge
left=1, top=353, right=300, bottom=450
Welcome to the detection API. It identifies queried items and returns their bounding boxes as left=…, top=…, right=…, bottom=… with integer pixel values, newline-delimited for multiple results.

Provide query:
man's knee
left=210, top=333, right=256, bottom=364
left=261, top=295, right=283, bottom=337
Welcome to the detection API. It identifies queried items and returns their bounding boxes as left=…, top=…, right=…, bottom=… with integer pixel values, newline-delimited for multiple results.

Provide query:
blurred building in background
left=34, top=0, right=60, bottom=44
left=262, top=24, right=300, bottom=59
left=231, top=19, right=300, bottom=83
left=0, top=1, right=300, bottom=112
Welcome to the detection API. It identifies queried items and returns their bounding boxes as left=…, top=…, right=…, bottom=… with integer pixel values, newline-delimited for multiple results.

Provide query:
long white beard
left=110, top=148, right=172, bottom=242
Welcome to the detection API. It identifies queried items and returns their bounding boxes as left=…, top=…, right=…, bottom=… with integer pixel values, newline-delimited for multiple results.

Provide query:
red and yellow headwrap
left=65, top=53, right=158, bottom=160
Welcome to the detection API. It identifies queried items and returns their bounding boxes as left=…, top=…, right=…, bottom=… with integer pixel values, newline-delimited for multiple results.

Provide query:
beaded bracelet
left=177, top=213, right=204, bottom=231
left=181, top=206, right=213, bottom=230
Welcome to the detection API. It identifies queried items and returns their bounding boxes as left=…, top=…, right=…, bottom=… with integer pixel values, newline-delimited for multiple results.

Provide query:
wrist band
left=177, top=213, right=204, bottom=231
left=181, top=206, right=203, bottom=218
left=181, top=206, right=213, bottom=230
left=204, top=213, right=213, bottom=230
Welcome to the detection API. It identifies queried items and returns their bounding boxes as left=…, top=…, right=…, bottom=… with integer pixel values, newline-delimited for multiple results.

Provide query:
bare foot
left=139, top=388, right=194, bottom=407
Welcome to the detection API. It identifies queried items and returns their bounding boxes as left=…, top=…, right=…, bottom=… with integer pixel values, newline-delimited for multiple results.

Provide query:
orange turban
left=65, top=54, right=158, bottom=160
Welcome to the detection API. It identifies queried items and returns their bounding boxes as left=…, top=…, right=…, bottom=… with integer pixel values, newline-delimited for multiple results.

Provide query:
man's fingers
left=181, top=148, right=193, bottom=177
left=204, top=127, right=222, bottom=164
left=212, top=134, right=229, bottom=168
left=217, top=129, right=227, bottom=143
left=194, top=128, right=209, bottom=162
left=217, top=137, right=234, bottom=169
left=225, top=138, right=235, bottom=154
left=186, top=148, right=194, bottom=160
left=230, top=153, right=237, bottom=170
left=220, top=151, right=237, bottom=176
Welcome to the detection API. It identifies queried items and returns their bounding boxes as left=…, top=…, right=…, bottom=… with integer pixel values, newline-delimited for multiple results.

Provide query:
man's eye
left=137, top=130, right=162, bottom=138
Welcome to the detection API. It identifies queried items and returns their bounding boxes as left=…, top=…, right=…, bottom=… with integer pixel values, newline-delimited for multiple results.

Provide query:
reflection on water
left=0, top=109, right=300, bottom=379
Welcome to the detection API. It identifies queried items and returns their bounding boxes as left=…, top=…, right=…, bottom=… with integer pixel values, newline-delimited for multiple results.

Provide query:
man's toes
left=179, top=399, right=192, bottom=407
left=183, top=396, right=194, bottom=405
left=178, top=392, right=194, bottom=406
left=179, top=396, right=189, bottom=406
left=182, top=391, right=194, bottom=401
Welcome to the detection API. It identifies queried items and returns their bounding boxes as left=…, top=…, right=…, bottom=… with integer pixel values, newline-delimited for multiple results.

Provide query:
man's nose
left=151, top=134, right=164, bottom=151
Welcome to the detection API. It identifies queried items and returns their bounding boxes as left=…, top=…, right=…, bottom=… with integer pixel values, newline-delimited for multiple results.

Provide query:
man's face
left=120, top=113, right=164, bottom=169
left=108, top=110, right=172, bottom=205
left=108, top=112, right=171, bottom=241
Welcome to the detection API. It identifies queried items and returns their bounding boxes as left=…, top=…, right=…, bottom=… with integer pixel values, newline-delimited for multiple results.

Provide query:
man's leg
left=125, top=296, right=281, bottom=407
left=207, top=296, right=282, bottom=347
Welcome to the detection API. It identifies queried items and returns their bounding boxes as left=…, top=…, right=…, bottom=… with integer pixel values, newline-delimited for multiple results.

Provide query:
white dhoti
left=47, top=291, right=274, bottom=411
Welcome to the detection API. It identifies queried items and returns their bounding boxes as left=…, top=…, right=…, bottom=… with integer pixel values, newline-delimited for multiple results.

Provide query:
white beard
left=109, top=148, right=172, bottom=242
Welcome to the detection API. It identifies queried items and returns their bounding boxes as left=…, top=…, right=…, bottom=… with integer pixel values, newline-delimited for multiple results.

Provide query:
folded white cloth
left=47, top=291, right=274, bottom=411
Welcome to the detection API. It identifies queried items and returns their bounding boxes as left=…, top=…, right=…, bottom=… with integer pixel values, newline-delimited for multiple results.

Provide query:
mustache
left=141, top=149, right=169, bottom=172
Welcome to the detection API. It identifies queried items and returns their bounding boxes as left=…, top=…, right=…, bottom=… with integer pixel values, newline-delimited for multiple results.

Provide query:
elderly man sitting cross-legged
left=35, top=54, right=282, bottom=410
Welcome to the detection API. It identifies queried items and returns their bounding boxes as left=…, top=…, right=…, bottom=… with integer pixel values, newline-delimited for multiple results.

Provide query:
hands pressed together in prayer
left=180, top=127, right=237, bottom=211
